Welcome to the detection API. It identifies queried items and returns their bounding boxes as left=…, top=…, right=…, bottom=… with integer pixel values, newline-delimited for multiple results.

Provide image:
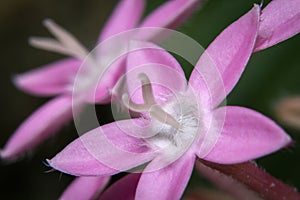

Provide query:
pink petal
left=48, top=119, right=156, bottom=176
left=98, top=0, right=145, bottom=43
left=254, top=0, right=300, bottom=51
left=202, top=106, right=291, bottom=164
left=59, top=176, right=110, bottom=200
left=92, top=57, right=126, bottom=104
left=13, top=58, right=81, bottom=96
left=100, top=173, right=141, bottom=200
left=1, top=95, right=73, bottom=160
left=189, top=5, right=260, bottom=108
left=135, top=153, right=195, bottom=200
left=126, top=40, right=187, bottom=105
left=139, top=0, right=201, bottom=30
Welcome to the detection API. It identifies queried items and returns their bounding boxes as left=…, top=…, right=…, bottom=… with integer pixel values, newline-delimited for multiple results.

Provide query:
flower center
left=122, top=73, right=200, bottom=151
left=122, top=73, right=181, bottom=129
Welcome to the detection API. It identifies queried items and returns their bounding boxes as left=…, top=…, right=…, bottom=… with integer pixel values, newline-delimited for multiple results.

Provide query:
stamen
left=122, top=94, right=150, bottom=112
left=149, top=105, right=181, bottom=129
left=29, top=19, right=89, bottom=60
left=138, top=73, right=155, bottom=105
left=122, top=73, right=181, bottom=129
left=43, top=19, right=89, bottom=57
left=29, top=37, right=78, bottom=58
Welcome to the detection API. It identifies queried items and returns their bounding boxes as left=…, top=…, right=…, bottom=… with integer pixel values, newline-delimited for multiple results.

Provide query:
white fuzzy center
left=122, top=73, right=200, bottom=155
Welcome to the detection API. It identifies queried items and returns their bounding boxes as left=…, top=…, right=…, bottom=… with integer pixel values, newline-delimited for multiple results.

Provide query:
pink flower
left=47, top=1, right=299, bottom=199
left=1, top=0, right=200, bottom=160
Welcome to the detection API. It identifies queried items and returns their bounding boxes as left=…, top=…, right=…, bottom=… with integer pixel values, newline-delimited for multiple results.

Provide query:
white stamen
left=138, top=73, right=155, bottom=105
left=29, top=19, right=89, bottom=60
left=148, top=91, right=200, bottom=150
left=122, top=94, right=150, bottom=112
left=122, top=73, right=181, bottom=129
left=29, top=37, right=78, bottom=58
left=43, top=19, right=89, bottom=57
left=149, top=105, right=181, bottom=129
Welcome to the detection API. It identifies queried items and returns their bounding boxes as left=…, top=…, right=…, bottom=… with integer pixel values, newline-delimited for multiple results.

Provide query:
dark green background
left=0, top=0, right=299, bottom=199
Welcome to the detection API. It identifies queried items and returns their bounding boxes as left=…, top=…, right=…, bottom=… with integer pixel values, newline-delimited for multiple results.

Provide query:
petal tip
left=284, top=135, right=293, bottom=147
left=278, top=131, right=293, bottom=148
left=0, top=149, right=5, bottom=160
left=253, top=3, right=261, bottom=15
left=253, top=3, right=261, bottom=9
left=46, top=158, right=54, bottom=168
left=0, top=148, right=20, bottom=164
left=12, top=74, right=23, bottom=88
left=0, top=148, right=11, bottom=161
left=12, top=73, right=38, bottom=94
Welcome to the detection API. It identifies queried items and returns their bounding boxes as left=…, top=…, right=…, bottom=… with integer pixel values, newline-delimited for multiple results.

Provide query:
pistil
left=122, top=73, right=181, bottom=129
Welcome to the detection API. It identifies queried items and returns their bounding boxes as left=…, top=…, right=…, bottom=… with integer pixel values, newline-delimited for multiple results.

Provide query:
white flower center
left=122, top=73, right=200, bottom=154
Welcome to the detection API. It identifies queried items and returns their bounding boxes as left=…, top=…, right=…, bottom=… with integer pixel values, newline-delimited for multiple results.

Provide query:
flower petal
left=254, top=0, right=300, bottom=51
left=48, top=119, right=156, bottom=176
left=98, top=0, right=145, bottom=42
left=189, top=5, right=260, bottom=108
left=135, top=153, right=195, bottom=200
left=59, top=176, right=110, bottom=200
left=125, top=40, right=187, bottom=105
left=14, top=58, right=81, bottom=96
left=92, top=57, right=127, bottom=104
left=1, top=95, right=73, bottom=160
left=100, top=173, right=141, bottom=200
left=140, top=0, right=200, bottom=30
left=202, top=106, right=291, bottom=164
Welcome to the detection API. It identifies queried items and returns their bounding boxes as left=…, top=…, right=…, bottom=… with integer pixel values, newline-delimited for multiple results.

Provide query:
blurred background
left=0, top=0, right=299, bottom=199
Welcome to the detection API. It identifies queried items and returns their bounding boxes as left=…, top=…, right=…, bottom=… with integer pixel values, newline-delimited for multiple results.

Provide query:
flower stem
left=199, top=159, right=300, bottom=200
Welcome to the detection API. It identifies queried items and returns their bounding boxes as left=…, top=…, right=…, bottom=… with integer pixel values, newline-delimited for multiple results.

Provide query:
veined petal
left=254, top=0, right=300, bottom=51
left=135, top=153, right=195, bottom=200
left=1, top=95, right=73, bottom=160
left=13, top=58, right=81, bottom=96
left=59, top=176, right=110, bottom=200
left=140, top=0, right=201, bottom=29
left=98, top=0, right=145, bottom=43
left=126, top=40, right=187, bottom=105
left=48, top=119, right=156, bottom=176
left=202, top=106, right=291, bottom=164
left=100, top=173, right=141, bottom=200
left=189, top=5, right=260, bottom=108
